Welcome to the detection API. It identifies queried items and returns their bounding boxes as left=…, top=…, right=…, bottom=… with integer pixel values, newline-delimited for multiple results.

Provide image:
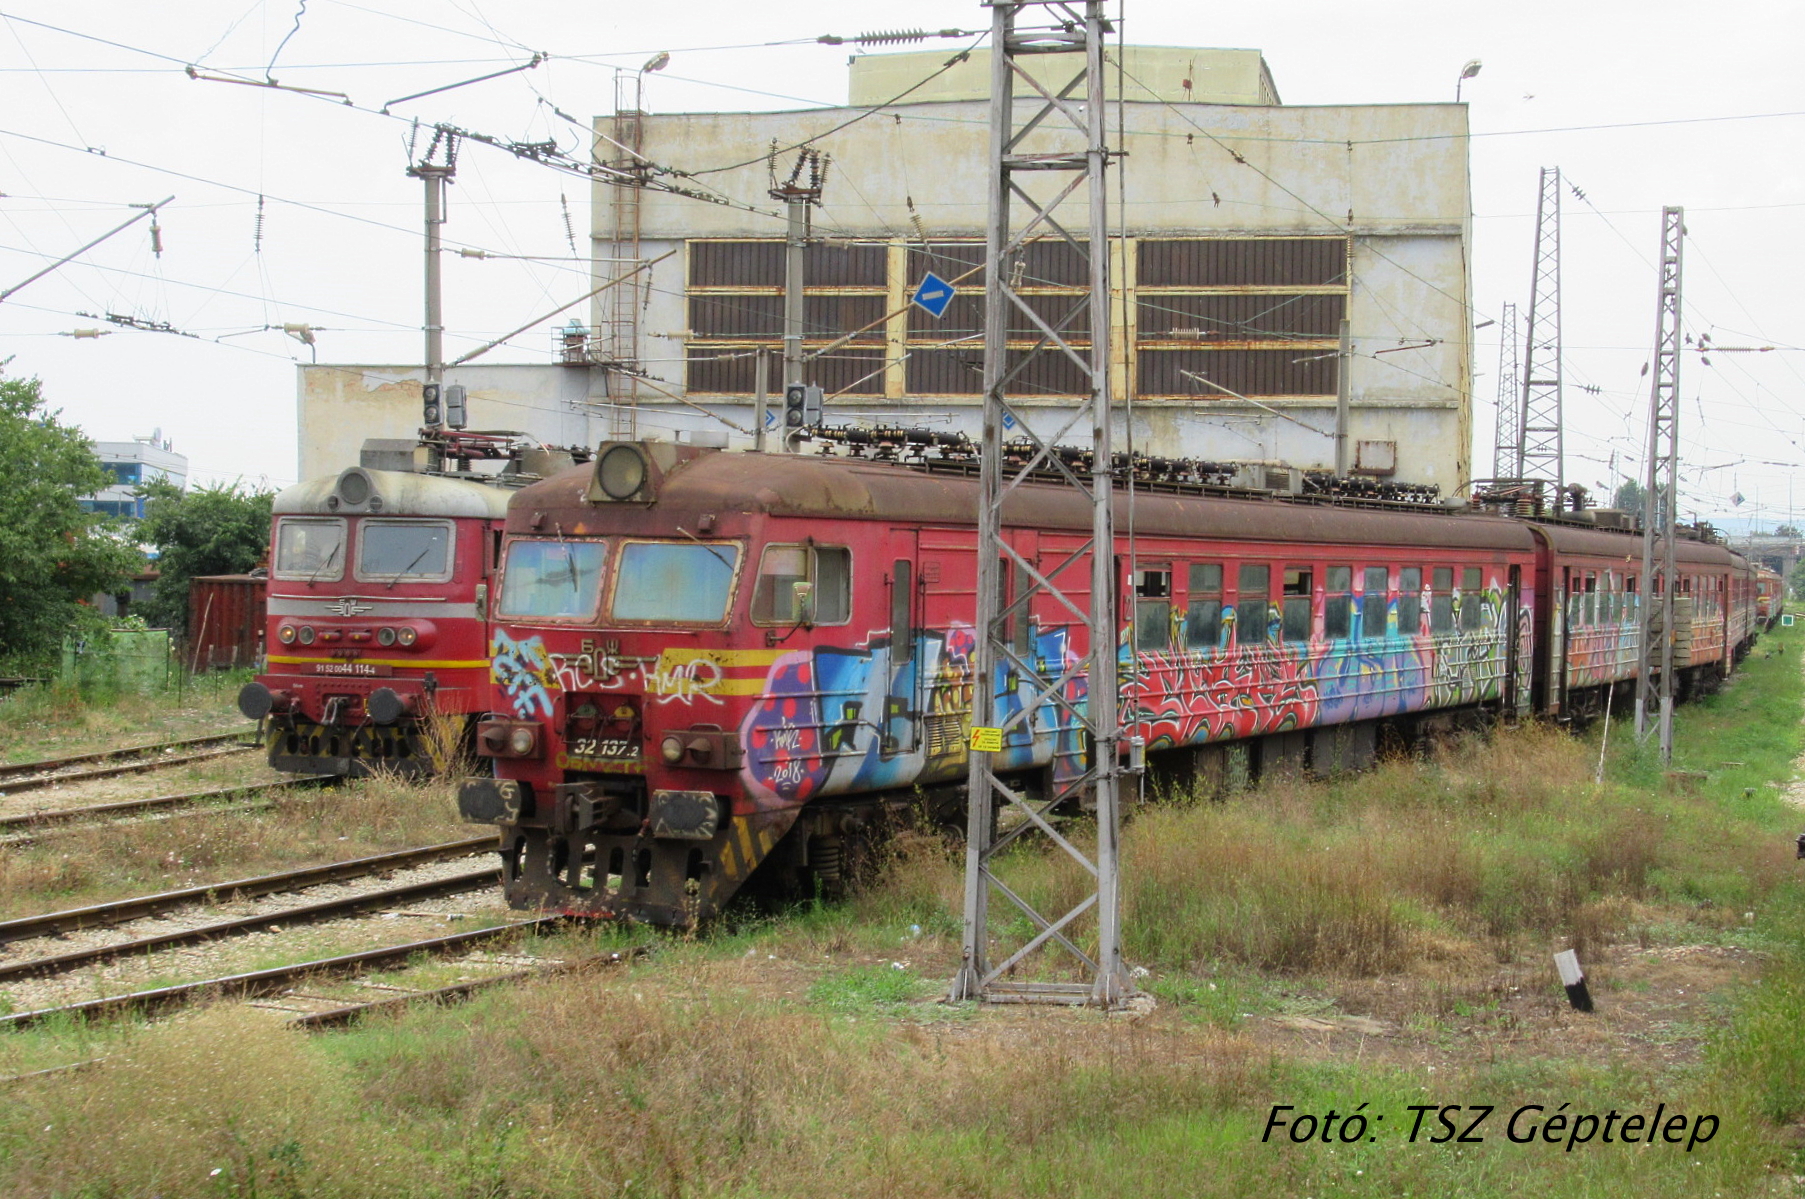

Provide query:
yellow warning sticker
left=969, top=726, right=1003, bottom=753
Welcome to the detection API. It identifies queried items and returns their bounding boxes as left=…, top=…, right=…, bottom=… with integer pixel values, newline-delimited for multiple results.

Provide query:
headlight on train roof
left=397, top=627, right=418, bottom=647
left=277, top=625, right=297, bottom=645
left=596, top=443, right=648, bottom=501
left=376, top=627, right=397, bottom=647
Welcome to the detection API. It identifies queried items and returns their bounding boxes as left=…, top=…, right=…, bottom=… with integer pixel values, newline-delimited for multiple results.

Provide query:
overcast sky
left=0, top=1, right=1798, bottom=526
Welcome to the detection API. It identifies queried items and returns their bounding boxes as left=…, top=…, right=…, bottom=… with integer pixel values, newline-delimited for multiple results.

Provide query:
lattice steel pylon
left=1490, top=302, right=1521, bottom=478
left=949, top=0, right=1133, bottom=1008
left=1635, top=206, right=1684, bottom=760
left=1517, top=168, right=1563, bottom=494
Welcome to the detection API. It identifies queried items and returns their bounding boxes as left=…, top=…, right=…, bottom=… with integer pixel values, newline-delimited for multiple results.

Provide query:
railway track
left=0, top=775, right=335, bottom=840
left=0, top=731, right=259, bottom=796
left=0, top=834, right=499, bottom=947
left=0, top=920, right=558, bottom=1030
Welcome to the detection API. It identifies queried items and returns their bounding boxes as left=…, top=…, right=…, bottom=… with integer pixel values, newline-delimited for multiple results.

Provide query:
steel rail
left=0, top=835, right=499, bottom=945
left=0, top=744, right=258, bottom=797
left=0, top=775, right=335, bottom=835
left=0, top=731, right=254, bottom=785
left=291, top=949, right=642, bottom=1029
left=0, top=865, right=502, bottom=982
left=0, top=919, right=556, bottom=1029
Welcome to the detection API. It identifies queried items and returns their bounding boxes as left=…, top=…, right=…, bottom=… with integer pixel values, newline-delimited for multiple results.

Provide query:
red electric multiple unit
left=454, top=442, right=1759, bottom=926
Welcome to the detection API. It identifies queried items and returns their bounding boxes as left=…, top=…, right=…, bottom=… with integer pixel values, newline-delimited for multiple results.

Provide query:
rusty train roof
left=274, top=467, right=514, bottom=519
left=1524, top=520, right=1742, bottom=569
left=510, top=448, right=1546, bottom=551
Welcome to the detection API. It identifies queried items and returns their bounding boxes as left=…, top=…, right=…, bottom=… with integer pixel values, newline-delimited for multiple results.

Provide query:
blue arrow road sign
left=910, top=271, right=955, bottom=318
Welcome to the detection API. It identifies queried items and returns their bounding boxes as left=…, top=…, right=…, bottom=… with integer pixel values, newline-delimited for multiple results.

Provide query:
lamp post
left=1457, top=59, right=1482, bottom=102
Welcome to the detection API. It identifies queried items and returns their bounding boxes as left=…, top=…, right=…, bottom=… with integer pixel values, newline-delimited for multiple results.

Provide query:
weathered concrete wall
left=846, top=46, right=1281, bottom=107
left=296, top=364, right=604, bottom=481
left=589, top=82, right=1472, bottom=488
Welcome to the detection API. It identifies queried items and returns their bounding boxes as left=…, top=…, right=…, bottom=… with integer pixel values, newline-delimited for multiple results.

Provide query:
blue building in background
left=83, top=431, right=187, bottom=519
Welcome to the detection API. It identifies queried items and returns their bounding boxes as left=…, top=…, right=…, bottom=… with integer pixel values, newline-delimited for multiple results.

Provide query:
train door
left=1504, top=564, right=1522, bottom=712
left=1556, top=564, right=1574, bottom=715
left=881, top=530, right=920, bottom=757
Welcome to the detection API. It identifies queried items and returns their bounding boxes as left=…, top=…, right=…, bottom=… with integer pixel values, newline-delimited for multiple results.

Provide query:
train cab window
left=1461, top=567, right=1485, bottom=630
left=1281, top=568, right=1312, bottom=642
left=274, top=517, right=347, bottom=582
left=1134, top=565, right=1172, bottom=652
left=1236, top=564, right=1271, bottom=646
left=1184, top=563, right=1223, bottom=650
left=1398, top=568, right=1422, bottom=635
left=497, top=539, right=608, bottom=620
left=612, top=541, right=742, bottom=624
left=355, top=519, right=454, bottom=584
left=752, top=544, right=852, bottom=625
left=1361, top=566, right=1389, bottom=638
left=1431, top=567, right=1455, bottom=633
left=1324, top=566, right=1352, bottom=640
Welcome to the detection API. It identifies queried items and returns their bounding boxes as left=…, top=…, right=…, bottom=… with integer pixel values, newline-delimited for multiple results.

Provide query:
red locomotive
left=238, top=437, right=583, bottom=777
left=1756, top=566, right=1786, bottom=631
left=455, top=440, right=1760, bottom=925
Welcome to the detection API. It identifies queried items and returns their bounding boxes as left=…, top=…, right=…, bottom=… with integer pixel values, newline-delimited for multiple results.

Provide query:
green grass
left=0, top=628, right=1799, bottom=1196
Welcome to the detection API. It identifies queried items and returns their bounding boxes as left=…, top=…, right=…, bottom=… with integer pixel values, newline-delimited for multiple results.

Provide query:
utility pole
left=770, top=149, right=826, bottom=450
left=408, top=128, right=458, bottom=456
left=950, top=0, right=1132, bottom=1009
left=1491, top=301, right=1520, bottom=478
left=1334, top=317, right=1352, bottom=477
left=1636, top=206, right=1683, bottom=761
left=1518, top=168, right=1564, bottom=500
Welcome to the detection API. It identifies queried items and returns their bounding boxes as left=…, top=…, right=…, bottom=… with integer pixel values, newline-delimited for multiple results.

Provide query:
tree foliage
left=137, top=478, right=274, bottom=633
left=0, top=377, right=140, bottom=669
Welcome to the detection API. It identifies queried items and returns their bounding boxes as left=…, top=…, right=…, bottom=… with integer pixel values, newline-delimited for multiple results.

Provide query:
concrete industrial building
left=299, top=47, right=1474, bottom=490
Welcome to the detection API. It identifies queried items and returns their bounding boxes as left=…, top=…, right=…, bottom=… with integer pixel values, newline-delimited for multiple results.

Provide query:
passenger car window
left=1460, top=567, right=1485, bottom=630
left=1398, top=568, right=1422, bottom=634
left=1185, top=563, right=1222, bottom=650
left=1135, top=564, right=1172, bottom=652
left=1431, top=567, right=1454, bottom=633
left=1362, top=566, right=1389, bottom=639
left=1237, top=563, right=1271, bottom=647
left=1282, top=567, right=1312, bottom=642
left=1325, top=565, right=1352, bottom=640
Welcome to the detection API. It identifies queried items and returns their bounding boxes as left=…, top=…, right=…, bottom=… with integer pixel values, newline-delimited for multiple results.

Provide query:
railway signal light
left=445, top=383, right=468, bottom=429
left=422, top=382, right=442, bottom=427
left=783, top=382, right=823, bottom=429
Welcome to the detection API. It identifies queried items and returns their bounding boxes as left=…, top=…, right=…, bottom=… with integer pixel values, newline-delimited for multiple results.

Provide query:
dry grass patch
left=0, top=773, right=470, bottom=918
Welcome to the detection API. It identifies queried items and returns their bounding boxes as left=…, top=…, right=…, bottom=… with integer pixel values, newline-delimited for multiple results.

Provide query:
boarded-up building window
left=686, top=239, right=888, bottom=396
left=684, top=234, right=1351, bottom=401
left=1135, top=236, right=1350, bottom=400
